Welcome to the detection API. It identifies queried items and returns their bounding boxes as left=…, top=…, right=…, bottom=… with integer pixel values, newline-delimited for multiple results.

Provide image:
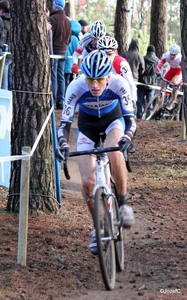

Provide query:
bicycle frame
left=142, top=77, right=182, bottom=121
left=92, top=151, right=120, bottom=240
left=61, top=142, right=134, bottom=290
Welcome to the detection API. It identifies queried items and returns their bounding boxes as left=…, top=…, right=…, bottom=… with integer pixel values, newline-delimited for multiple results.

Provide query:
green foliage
left=132, top=26, right=150, bottom=55
left=74, top=0, right=116, bottom=36
left=74, top=0, right=181, bottom=49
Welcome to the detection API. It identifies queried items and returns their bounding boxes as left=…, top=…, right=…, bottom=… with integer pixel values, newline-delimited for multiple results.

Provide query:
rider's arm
left=120, top=60, right=137, bottom=104
left=57, top=76, right=84, bottom=145
left=72, top=48, right=82, bottom=65
left=72, top=33, right=90, bottom=64
left=57, top=121, right=71, bottom=145
left=156, top=57, right=166, bottom=73
left=123, top=115, right=136, bottom=139
left=113, top=75, right=137, bottom=138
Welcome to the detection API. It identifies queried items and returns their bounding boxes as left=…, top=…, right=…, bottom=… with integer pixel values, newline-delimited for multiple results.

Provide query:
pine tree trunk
left=8, top=0, right=58, bottom=213
left=114, top=0, right=131, bottom=55
left=150, top=0, right=168, bottom=58
left=180, top=0, right=187, bottom=132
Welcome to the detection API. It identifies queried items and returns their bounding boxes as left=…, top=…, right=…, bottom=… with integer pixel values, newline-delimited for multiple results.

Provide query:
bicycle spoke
left=94, top=187, right=116, bottom=290
left=111, top=182, right=124, bottom=272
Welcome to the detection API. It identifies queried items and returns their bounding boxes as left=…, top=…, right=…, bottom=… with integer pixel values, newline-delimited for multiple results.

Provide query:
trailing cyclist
left=156, top=44, right=182, bottom=110
left=71, top=19, right=106, bottom=74
left=56, top=50, right=136, bottom=255
left=97, top=36, right=137, bottom=112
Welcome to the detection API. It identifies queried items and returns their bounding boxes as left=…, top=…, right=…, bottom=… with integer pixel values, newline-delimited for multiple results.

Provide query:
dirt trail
left=0, top=117, right=187, bottom=300
left=60, top=117, right=187, bottom=300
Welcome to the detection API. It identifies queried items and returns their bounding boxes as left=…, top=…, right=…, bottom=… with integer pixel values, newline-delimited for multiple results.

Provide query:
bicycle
left=141, top=77, right=182, bottom=121
left=60, top=134, right=134, bottom=290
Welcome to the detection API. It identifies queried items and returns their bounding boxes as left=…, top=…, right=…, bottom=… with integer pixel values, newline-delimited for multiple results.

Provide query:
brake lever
left=61, top=160, right=71, bottom=180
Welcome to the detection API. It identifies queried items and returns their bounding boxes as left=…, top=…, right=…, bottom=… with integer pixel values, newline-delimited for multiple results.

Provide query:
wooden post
left=17, top=146, right=31, bottom=266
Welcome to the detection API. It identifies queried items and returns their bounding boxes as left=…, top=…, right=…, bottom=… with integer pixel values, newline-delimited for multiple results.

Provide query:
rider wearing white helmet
left=156, top=44, right=182, bottom=110
left=169, top=44, right=181, bottom=55
left=71, top=20, right=106, bottom=74
left=97, top=36, right=137, bottom=112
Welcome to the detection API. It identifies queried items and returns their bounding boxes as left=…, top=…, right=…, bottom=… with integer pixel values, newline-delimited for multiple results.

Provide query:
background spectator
left=49, top=0, right=71, bottom=109
left=137, top=45, right=159, bottom=118
left=122, top=38, right=145, bottom=82
left=46, top=8, right=53, bottom=56
left=78, top=19, right=89, bottom=40
left=64, top=19, right=81, bottom=91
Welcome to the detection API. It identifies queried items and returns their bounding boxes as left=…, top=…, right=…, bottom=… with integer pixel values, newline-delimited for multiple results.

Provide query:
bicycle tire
left=94, top=187, right=116, bottom=290
left=126, top=153, right=132, bottom=172
left=111, top=182, right=124, bottom=272
left=142, top=93, right=163, bottom=120
left=163, top=96, right=182, bottom=121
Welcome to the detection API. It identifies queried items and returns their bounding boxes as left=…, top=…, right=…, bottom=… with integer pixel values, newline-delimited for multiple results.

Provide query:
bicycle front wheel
left=94, top=187, right=116, bottom=290
left=142, top=93, right=163, bottom=120
left=111, top=186, right=124, bottom=272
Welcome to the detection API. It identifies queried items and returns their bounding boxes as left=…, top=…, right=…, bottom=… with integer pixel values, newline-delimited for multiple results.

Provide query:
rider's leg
left=171, top=74, right=182, bottom=101
left=105, top=128, right=127, bottom=195
left=77, top=151, right=98, bottom=255
left=166, top=74, right=182, bottom=110
left=105, top=128, right=135, bottom=228
left=75, top=131, right=97, bottom=220
left=77, top=155, right=96, bottom=220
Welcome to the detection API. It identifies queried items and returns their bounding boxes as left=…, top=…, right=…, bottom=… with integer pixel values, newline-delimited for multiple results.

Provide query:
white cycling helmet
left=90, top=20, right=106, bottom=39
left=81, top=50, right=112, bottom=78
left=169, top=44, right=181, bottom=55
left=97, top=36, right=118, bottom=53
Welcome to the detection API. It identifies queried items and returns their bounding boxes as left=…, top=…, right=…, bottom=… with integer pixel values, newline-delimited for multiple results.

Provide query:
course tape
left=0, top=81, right=184, bottom=164
left=0, top=105, right=54, bottom=163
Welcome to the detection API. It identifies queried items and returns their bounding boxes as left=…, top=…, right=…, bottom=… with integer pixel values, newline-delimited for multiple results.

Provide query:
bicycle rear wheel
left=166, top=96, right=182, bottom=121
left=142, top=93, right=163, bottom=120
left=111, top=182, right=124, bottom=272
left=94, top=187, right=116, bottom=290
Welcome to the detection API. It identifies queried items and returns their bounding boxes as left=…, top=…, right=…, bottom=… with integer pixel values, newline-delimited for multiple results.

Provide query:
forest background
left=5, top=0, right=187, bottom=213
left=74, top=0, right=180, bottom=55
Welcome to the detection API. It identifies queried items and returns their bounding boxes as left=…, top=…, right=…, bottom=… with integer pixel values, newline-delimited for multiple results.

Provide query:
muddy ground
left=0, top=114, right=187, bottom=300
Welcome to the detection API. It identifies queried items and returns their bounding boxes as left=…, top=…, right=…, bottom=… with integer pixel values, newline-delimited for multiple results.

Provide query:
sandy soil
left=0, top=114, right=187, bottom=300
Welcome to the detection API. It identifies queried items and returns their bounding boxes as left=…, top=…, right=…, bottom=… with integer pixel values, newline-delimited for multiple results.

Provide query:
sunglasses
left=85, top=76, right=106, bottom=84
left=107, top=52, right=115, bottom=56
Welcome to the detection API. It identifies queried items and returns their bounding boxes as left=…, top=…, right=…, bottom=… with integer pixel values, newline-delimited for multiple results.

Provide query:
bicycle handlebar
left=158, top=76, right=184, bottom=90
left=61, top=142, right=134, bottom=180
left=69, top=146, right=120, bottom=157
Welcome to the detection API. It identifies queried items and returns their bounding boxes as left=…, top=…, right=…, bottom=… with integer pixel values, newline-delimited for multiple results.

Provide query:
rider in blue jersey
left=56, top=50, right=136, bottom=255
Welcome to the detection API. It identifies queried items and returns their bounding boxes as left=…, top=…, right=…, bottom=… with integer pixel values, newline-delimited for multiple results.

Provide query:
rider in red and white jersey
left=97, top=36, right=137, bottom=111
left=156, top=44, right=182, bottom=109
left=71, top=20, right=106, bottom=74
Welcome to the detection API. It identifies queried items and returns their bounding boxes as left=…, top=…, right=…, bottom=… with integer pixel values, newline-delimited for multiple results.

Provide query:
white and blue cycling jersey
left=58, top=73, right=136, bottom=144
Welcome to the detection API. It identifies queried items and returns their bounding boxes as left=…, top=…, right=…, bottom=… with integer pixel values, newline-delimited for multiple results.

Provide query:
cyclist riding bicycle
left=156, top=44, right=182, bottom=110
left=56, top=50, right=136, bottom=255
left=71, top=19, right=106, bottom=74
left=97, top=36, right=137, bottom=111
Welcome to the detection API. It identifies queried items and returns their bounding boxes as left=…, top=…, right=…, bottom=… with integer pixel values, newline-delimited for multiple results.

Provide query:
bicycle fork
left=93, top=158, right=118, bottom=242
